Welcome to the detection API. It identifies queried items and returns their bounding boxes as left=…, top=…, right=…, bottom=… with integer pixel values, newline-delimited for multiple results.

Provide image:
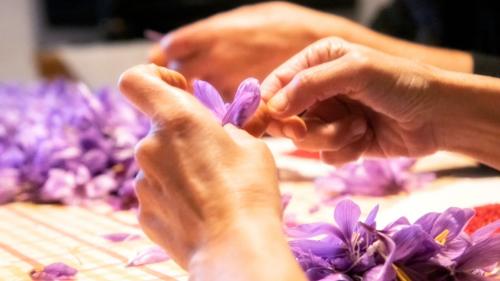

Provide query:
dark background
left=43, top=0, right=355, bottom=40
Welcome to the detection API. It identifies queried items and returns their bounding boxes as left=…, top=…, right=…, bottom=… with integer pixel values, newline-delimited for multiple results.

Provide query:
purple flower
left=289, top=200, right=500, bottom=281
left=315, top=158, right=435, bottom=200
left=30, top=262, right=77, bottom=281
left=127, top=246, right=170, bottom=267
left=288, top=199, right=380, bottom=279
left=0, top=81, right=148, bottom=208
left=193, top=78, right=260, bottom=127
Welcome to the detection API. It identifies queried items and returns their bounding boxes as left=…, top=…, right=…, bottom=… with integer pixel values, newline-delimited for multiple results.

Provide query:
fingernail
left=268, top=93, right=288, bottom=113
left=350, top=118, right=367, bottom=138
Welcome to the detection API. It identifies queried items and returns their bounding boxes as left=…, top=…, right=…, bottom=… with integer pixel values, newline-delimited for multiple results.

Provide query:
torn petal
left=101, top=232, right=141, bottom=243
left=30, top=262, right=77, bottom=281
left=127, top=246, right=170, bottom=267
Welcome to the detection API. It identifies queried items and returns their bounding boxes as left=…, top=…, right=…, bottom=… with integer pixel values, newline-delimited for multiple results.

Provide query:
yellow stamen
left=434, top=229, right=450, bottom=246
left=392, top=264, right=412, bottom=281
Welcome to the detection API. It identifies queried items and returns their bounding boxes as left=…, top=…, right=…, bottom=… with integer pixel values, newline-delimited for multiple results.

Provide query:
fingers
left=260, top=37, right=348, bottom=101
left=266, top=55, right=363, bottom=118
left=294, top=116, right=367, bottom=151
left=118, top=64, right=189, bottom=118
left=149, top=43, right=168, bottom=66
left=242, top=100, right=272, bottom=137
left=320, top=130, right=374, bottom=166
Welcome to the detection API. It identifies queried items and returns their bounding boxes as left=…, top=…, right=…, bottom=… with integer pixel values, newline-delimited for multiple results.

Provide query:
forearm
left=327, top=16, right=473, bottom=73
left=188, top=215, right=307, bottom=281
left=432, top=70, right=500, bottom=169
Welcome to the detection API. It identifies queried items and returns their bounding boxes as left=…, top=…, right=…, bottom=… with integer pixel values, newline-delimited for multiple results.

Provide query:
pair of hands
left=120, top=36, right=444, bottom=277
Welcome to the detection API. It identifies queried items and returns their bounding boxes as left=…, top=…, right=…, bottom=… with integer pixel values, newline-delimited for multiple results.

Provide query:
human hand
left=118, top=65, right=298, bottom=277
left=149, top=1, right=350, bottom=99
left=260, top=37, right=442, bottom=165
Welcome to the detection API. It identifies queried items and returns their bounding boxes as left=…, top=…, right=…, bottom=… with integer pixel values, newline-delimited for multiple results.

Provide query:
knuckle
left=134, top=136, right=161, bottom=165
left=295, top=71, right=314, bottom=88
left=347, top=50, right=372, bottom=72
left=156, top=107, right=201, bottom=132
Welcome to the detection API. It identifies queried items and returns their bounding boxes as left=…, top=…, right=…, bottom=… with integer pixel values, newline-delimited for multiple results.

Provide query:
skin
left=120, top=40, right=500, bottom=280
left=118, top=65, right=306, bottom=281
left=149, top=1, right=473, bottom=98
left=260, top=37, right=500, bottom=169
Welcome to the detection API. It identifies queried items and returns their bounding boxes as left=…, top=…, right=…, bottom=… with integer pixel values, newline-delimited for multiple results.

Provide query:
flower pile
left=315, top=158, right=435, bottom=200
left=0, top=80, right=148, bottom=209
left=288, top=199, right=500, bottom=281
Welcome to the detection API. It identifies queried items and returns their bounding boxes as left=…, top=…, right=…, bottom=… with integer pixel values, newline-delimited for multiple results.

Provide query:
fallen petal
left=127, top=246, right=170, bottom=267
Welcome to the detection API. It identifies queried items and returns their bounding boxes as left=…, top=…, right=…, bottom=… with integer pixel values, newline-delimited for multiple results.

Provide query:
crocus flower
left=315, top=158, right=435, bottom=200
left=0, top=81, right=148, bottom=208
left=30, top=262, right=77, bottom=281
left=289, top=199, right=500, bottom=281
left=193, top=78, right=260, bottom=127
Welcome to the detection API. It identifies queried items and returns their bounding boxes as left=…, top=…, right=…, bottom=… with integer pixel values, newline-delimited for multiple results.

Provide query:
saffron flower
left=288, top=199, right=500, bottom=281
left=0, top=81, right=148, bottom=208
left=30, top=262, right=77, bottom=281
left=315, top=158, right=435, bottom=200
left=193, top=78, right=260, bottom=127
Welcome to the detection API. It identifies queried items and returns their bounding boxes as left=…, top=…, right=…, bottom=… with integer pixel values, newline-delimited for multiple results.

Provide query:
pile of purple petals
left=315, top=158, right=435, bottom=200
left=288, top=199, right=500, bottom=281
left=0, top=80, right=149, bottom=209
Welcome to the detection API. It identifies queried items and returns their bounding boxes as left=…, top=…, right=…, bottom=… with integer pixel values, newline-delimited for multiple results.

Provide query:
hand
left=149, top=1, right=350, bottom=99
left=118, top=64, right=306, bottom=280
left=260, top=37, right=442, bottom=165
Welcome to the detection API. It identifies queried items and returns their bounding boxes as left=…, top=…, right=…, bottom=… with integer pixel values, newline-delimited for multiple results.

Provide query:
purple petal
left=365, top=205, right=380, bottom=228
left=101, top=232, right=141, bottom=243
left=289, top=238, right=346, bottom=258
left=193, top=80, right=226, bottom=121
left=319, top=273, right=353, bottom=281
left=30, top=262, right=77, bottom=281
left=222, top=78, right=260, bottom=127
left=471, top=219, right=500, bottom=243
left=391, top=225, right=439, bottom=263
left=286, top=223, right=342, bottom=239
left=455, top=235, right=500, bottom=271
left=127, top=246, right=170, bottom=267
left=430, top=208, right=475, bottom=242
left=363, top=265, right=396, bottom=281
left=334, top=199, right=361, bottom=242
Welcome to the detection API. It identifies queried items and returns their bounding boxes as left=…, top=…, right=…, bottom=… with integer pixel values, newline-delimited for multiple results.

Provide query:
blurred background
left=1, top=0, right=391, bottom=88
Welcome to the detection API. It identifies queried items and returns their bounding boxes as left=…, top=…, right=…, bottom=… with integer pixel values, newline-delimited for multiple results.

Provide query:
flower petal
left=127, top=246, right=170, bottom=267
left=471, top=219, right=500, bottom=243
left=455, top=235, right=500, bottom=271
left=30, top=262, right=77, bottom=281
left=193, top=80, right=226, bottom=121
left=334, top=199, right=361, bottom=242
left=222, top=78, right=260, bottom=127
left=101, top=232, right=141, bottom=243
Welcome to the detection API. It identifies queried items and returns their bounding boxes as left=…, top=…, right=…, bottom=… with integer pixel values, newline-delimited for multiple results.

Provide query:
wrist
left=431, top=69, right=500, bottom=169
left=189, top=213, right=306, bottom=281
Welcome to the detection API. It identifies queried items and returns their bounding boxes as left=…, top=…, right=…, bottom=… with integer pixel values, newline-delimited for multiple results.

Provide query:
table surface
left=1, top=138, right=499, bottom=281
